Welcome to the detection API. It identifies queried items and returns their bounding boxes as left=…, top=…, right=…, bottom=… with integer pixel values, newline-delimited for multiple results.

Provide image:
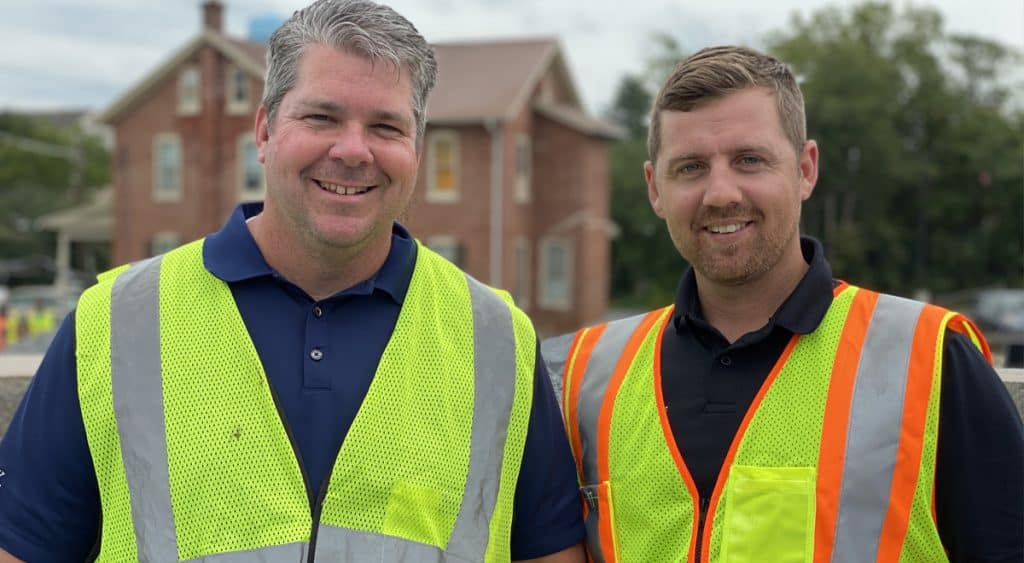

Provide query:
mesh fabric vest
left=76, top=239, right=535, bottom=562
left=557, top=284, right=991, bottom=563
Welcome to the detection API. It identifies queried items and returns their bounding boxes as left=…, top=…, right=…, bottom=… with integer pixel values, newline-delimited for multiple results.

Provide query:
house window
left=238, top=133, right=264, bottom=200
left=539, top=237, right=572, bottom=311
left=150, top=232, right=181, bottom=256
left=226, top=66, right=250, bottom=114
left=426, top=130, right=459, bottom=203
left=513, top=237, right=531, bottom=309
left=152, top=133, right=182, bottom=202
left=426, top=235, right=462, bottom=267
left=177, top=65, right=201, bottom=115
left=514, top=134, right=532, bottom=203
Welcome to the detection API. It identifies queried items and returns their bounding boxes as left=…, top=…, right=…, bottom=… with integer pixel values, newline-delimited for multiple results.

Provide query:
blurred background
left=0, top=0, right=1021, bottom=379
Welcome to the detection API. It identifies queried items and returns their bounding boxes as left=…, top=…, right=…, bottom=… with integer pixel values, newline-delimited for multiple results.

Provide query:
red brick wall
left=111, top=45, right=262, bottom=265
left=530, top=114, right=611, bottom=337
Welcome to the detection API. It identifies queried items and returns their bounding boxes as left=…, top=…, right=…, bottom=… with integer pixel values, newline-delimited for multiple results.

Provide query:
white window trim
left=152, top=133, right=182, bottom=202
left=226, top=65, right=251, bottom=115
left=538, top=236, right=573, bottom=311
left=425, top=129, right=460, bottom=203
left=177, top=65, right=201, bottom=116
left=514, top=134, right=532, bottom=204
left=237, top=132, right=265, bottom=200
left=426, top=235, right=461, bottom=266
left=150, top=231, right=181, bottom=256
left=514, top=237, right=531, bottom=310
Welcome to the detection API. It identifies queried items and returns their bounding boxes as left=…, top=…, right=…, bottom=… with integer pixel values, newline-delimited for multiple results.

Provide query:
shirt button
left=720, top=355, right=733, bottom=366
left=310, top=348, right=324, bottom=361
left=313, top=306, right=323, bottom=318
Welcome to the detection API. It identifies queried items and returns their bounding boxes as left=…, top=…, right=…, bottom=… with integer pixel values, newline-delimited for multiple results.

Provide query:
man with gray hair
left=544, top=45, right=1021, bottom=562
left=0, top=1, right=585, bottom=561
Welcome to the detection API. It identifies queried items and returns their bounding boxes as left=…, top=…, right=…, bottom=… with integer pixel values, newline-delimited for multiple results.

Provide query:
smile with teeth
left=707, top=223, right=747, bottom=234
left=316, top=179, right=375, bottom=196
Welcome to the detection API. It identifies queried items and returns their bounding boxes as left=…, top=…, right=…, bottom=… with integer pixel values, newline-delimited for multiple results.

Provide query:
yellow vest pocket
left=719, top=465, right=816, bottom=563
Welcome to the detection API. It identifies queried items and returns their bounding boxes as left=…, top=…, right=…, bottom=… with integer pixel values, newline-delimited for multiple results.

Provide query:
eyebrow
left=665, top=144, right=778, bottom=164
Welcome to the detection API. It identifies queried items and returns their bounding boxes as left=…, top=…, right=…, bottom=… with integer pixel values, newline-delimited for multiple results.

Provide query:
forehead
left=287, top=43, right=412, bottom=106
left=658, top=88, right=786, bottom=155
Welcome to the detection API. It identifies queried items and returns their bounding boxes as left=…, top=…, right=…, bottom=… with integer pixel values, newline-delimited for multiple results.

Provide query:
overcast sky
left=2, top=0, right=1021, bottom=117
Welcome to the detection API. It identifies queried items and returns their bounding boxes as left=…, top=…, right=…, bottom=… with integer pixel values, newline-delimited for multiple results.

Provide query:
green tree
left=605, top=74, right=685, bottom=307
left=0, top=113, right=111, bottom=263
left=767, top=1, right=1023, bottom=294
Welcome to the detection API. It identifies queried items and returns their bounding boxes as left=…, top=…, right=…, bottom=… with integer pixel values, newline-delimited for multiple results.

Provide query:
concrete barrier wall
left=1, top=356, right=1022, bottom=437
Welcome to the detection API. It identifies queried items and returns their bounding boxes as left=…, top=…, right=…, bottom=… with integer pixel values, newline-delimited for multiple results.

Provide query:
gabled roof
left=426, top=38, right=581, bottom=123
left=98, top=30, right=265, bottom=124
left=98, top=31, right=617, bottom=138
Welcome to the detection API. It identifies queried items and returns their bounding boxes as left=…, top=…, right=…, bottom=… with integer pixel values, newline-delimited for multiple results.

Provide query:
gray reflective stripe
left=580, top=485, right=607, bottom=563
left=109, top=256, right=180, bottom=562
left=541, top=332, right=575, bottom=405
left=314, top=526, right=474, bottom=562
left=577, top=313, right=648, bottom=485
left=831, top=294, right=925, bottom=563
left=186, top=541, right=307, bottom=562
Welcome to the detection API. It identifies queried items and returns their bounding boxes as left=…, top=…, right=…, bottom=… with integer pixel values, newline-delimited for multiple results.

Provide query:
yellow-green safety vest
left=547, top=283, right=991, bottom=563
left=76, top=238, right=536, bottom=562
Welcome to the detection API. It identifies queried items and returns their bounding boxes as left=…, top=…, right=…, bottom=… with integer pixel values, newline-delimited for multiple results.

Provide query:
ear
left=255, top=105, right=271, bottom=164
left=644, top=160, right=665, bottom=218
left=798, top=140, right=819, bottom=201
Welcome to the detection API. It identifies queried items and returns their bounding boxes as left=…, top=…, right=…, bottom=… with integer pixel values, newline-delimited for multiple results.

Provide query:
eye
left=737, top=155, right=763, bottom=167
left=675, top=162, right=704, bottom=175
left=304, top=114, right=332, bottom=123
left=374, top=123, right=405, bottom=135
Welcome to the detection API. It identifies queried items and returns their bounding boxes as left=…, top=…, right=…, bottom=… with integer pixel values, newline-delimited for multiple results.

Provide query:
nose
left=327, top=125, right=373, bottom=167
left=701, top=165, right=743, bottom=208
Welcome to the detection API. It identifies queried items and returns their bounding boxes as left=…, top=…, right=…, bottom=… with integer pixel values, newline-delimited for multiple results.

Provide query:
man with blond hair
left=545, top=45, right=1022, bottom=562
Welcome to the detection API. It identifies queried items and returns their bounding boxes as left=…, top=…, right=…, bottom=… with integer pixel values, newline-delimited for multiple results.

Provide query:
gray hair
left=648, top=45, right=806, bottom=163
left=262, top=0, right=438, bottom=142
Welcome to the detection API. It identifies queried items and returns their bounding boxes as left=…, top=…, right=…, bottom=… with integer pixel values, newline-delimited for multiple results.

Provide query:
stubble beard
left=673, top=210, right=801, bottom=287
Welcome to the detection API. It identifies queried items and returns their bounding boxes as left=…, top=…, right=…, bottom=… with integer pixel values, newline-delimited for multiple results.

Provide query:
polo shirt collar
left=202, top=203, right=416, bottom=305
left=672, top=236, right=834, bottom=336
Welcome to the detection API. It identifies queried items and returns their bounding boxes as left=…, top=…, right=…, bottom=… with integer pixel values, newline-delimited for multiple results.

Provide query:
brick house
left=98, top=1, right=621, bottom=335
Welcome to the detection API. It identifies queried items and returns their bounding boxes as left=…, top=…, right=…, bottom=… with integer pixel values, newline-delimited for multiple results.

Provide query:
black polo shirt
left=661, top=237, right=1023, bottom=562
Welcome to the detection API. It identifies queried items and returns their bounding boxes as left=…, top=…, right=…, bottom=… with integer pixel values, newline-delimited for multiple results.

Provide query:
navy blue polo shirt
left=0, top=203, right=585, bottom=561
left=662, top=237, right=1023, bottom=562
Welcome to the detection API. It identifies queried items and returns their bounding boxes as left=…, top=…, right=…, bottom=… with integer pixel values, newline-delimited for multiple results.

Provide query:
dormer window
left=177, top=65, right=201, bottom=115
left=226, top=66, right=250, bottom=115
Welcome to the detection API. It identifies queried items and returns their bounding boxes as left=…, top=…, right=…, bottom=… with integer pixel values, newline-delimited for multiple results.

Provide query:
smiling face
left=645, top=87, right=818, bottom=289
left=255, top=43, right=420, bottom=261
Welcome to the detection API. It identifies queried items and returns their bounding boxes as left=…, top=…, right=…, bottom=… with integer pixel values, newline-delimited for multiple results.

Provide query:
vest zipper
left=261, top=375, right=319, bottom=560
left=308, top=479, right=331, bottom=562
left=694, top=496, right=711, bottom=563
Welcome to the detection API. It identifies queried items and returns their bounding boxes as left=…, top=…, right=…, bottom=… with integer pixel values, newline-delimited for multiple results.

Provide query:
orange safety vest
left=552, top=283, right=991, bottom=563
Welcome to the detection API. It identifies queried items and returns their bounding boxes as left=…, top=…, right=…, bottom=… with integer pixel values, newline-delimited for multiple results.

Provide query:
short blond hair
left=648, top=46, right=806, bottom=162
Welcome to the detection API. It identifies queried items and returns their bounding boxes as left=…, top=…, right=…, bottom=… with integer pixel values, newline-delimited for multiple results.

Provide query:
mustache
left=694, top=203, right=759, bottom=224
left=306, top=164, right=384, bottom=185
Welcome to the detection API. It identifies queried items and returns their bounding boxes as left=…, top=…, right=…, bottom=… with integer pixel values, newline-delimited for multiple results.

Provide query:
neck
left=247, top=214, right=391, bottom=301
left=696, top=250, right=809, bottom=344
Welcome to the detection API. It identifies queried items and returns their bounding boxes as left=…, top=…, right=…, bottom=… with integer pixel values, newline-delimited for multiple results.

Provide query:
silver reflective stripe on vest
left=315, top=275, right=518, bottom=562
left=541, top=332, right=575, bottom=405
left=313, top=527, right=474, bottom=562
left=577, top=314, right=648, bottom=485
left=185, top=542, right=307, bottom=562
left=574, top=314, right=649, bottom=563
left=109, top=256, right=181, bottom=563
left=831, top=294, right=925, bottom=563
